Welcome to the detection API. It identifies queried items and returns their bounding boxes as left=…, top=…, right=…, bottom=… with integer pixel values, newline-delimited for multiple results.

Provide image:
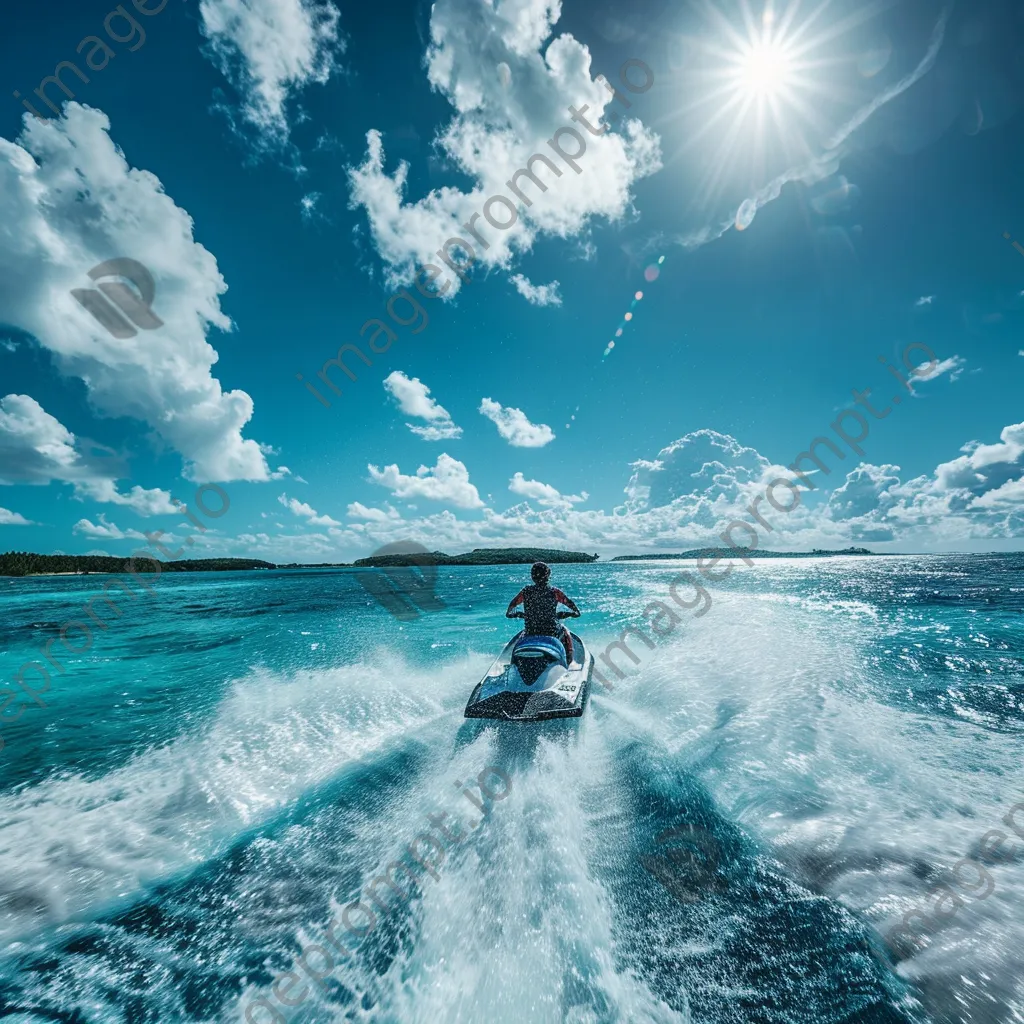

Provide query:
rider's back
left=521, top=582, right=560, bottom=635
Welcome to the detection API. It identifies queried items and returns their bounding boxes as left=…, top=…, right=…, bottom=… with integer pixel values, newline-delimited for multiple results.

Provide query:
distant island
left=0, top=548, right=598, bottom=577
left=350, top=547, right=600, bottom=568
left=0, top=552, right=275, bottom=577
left=612, top=547, right=877, bottom=561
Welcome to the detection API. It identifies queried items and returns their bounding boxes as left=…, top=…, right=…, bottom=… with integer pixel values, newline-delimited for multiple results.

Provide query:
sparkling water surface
left=0, top=554, right=1021, bottom=1023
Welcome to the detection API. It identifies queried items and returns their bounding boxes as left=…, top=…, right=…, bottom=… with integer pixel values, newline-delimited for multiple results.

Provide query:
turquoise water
left=0, top=554, right=1022, bottom=1022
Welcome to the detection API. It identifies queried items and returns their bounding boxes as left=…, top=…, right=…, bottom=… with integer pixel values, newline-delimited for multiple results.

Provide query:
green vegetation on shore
left=612, top=547, right=876, bottom=560
left=0, top=552, right=275, bottom=577
left=351, top=547, right=599, bottom=568
left=0, top=548, right=598, bottom=577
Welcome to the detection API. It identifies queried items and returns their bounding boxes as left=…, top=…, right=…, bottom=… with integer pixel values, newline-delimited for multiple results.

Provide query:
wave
left=0, top=651, right=469, bottom=946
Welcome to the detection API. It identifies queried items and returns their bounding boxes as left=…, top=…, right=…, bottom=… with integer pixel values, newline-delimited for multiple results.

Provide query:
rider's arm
left=506, top=589, right=526, bottom=618
left=553, top=589, right=581, bottom=617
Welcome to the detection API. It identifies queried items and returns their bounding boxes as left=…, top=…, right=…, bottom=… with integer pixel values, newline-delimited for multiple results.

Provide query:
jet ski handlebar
left=505, top=611, right=579, bottom=619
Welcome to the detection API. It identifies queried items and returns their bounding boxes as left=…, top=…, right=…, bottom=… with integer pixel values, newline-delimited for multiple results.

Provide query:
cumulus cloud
left=0, top=507, right=33, bottom=526
left=479, top=397, right=555, bottom=447
left=383, top=371, right=462, bottom=440
left=199, top=0, right=344, bottom=149
left=625, top=430, right=770, bottom=511
left=509, top=471, right=586, bottom=508
left=0, top=106, right=280, bottom=484
left=72, top=514, right=146, bottom=541
left=816, top=422, right=1024, bottom=542
left=347, top=0, right=661, bottom=296
left=349, top=419, right=1024, bottom=555
left=278, top=492, right=341, bottom=526
left=915, top=295, right=935, bottom=306
left=367, top=453, right=484, bottom=509
left=0, top=394, right=87, bottom=484
left=510, top=273, right=562, bottom=306
left=827, top=464, right=902, bottom=522
left=0, top=394, right=178, bottom=514
left=191, top=415, right=1024, bottom=561
left=347, top=501, right=403, bottom=522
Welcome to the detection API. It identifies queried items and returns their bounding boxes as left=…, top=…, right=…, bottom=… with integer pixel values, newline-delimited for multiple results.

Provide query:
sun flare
left=737, top=39, right=794, bottom=99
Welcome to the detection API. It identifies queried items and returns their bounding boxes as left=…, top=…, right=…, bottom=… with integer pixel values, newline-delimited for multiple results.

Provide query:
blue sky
left=1, top=0, right=1022, bottom=560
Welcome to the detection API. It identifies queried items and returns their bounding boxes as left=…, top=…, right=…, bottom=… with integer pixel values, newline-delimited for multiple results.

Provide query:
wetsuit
left=506, top=583, right=580, bottom=664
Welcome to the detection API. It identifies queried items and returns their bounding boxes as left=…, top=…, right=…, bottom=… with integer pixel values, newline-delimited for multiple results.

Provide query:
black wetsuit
left=506, top=583, right=580, bottom=662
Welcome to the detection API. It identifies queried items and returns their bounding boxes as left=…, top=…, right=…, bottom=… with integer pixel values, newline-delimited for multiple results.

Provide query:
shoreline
left=2, top=550, right=1017, bottom=580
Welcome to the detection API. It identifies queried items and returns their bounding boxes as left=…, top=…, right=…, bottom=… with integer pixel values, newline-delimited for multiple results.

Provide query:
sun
left=663, top=0, right=868, bottom=219
left=737, top=39, right=794, bottom=99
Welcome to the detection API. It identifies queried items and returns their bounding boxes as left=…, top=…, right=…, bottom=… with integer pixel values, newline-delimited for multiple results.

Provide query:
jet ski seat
left=512, top=634, right=568, bottom=668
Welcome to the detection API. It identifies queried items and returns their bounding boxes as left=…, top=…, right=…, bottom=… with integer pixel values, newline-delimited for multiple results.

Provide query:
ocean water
left=0, top=554, right=1021, bottom=1023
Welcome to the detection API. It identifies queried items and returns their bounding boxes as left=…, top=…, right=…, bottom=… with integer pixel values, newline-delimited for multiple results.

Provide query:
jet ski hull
left=464, top=631, right=593, bottom=721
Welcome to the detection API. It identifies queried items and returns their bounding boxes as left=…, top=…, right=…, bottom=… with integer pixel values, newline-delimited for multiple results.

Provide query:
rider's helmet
left=531, top=561, right=551, bottom=583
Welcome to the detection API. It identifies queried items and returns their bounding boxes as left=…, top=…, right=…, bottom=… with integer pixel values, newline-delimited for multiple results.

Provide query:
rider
left=505, top=562, right=581, bottom=665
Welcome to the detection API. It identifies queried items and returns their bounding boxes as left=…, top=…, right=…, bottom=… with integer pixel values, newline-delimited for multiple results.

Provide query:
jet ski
left=464, top=629, right=593, bottom=721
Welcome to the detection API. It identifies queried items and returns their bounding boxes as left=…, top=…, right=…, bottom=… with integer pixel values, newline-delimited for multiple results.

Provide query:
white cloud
left=345, top=420, right=1024, bottom=555
left=347, top=0, right=661, bottom=297
left=913, top=354, right=965, bottom=383
left=509, top=471, right=586, bottom=508
left=346, top=501, right=402, bottom=522
left=0, top=393, right=83, bottom=483
left=408, top=423, right=465, bottom=441
left=510, top=273, right=562, bottom=306
left=278, top=492, right=341, bottom=526
left=0, top=506, right=32, bottom=526
left=83, top=481, right=180, bottom=516
left=300, top=192, right=322, bottom=220
left=624, top=430, right=771, bottom=510
left=822, top=421, right=1024, bottom=541
left=367, top=453, right=484, bottom=509
left=383, top=371, right=462, bottom=440
left=0, top=106, right=281, bottom=484
left=186, top=414, right=1024, bottom=561
left=0, top=394, right=178, bottom=514
left=479, top=397, right=555, bottom=447
left=915, top=295, right=934, bottom=306
left=199, top=0, right=344, bottom=148
left=971, top=476, right=1024, bottom=508
left=72, top=514, right=146, bottom=541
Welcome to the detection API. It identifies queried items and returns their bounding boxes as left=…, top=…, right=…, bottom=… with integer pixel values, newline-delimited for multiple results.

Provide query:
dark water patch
left=177, top=636, right=244, bottom=654
left=590, top=739, right=924, bottom=1024
left=0, top=737, right=442, bottom=1021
